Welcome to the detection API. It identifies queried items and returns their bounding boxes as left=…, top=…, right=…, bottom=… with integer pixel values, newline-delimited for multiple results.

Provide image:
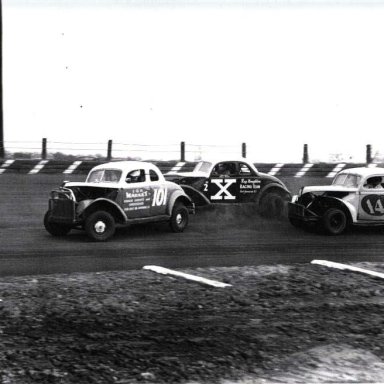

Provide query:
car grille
left=50, top=199, right=75, bottom=221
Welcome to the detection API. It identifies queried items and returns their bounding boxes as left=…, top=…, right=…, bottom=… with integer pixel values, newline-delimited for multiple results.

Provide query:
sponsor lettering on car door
left=123, top=169, right=153, bottom=218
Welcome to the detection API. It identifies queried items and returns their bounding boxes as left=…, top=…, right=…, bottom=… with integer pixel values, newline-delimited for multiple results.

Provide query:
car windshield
left=332, top=173, right=361, bottom=188
left=87, top=169, right=122, bottom=183
left=193, top=161, right=212, bottom=174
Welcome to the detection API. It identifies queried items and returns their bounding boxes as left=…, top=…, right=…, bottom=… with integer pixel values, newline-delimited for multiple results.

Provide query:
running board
left=124, top=215, right=171, bottom=225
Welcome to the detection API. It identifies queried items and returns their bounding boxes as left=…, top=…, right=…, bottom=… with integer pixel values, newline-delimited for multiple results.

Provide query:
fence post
left=366, top=144, right=372, bottom=164
left=180, top=141, right=185, bottom=162
left=242, top=143, right=246, bottom=158
left=107, top=140, right=113, bottom=161
left=302, top=144, right=309, bottom=163
left=42, top=138, right=47, bottom=160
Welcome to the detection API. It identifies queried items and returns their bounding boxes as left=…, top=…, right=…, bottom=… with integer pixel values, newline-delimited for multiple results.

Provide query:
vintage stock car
left=288, top=167, right=384, bottom=235
left=165, top=159, right=291, bottom=217
left=44, top=161, right=195, bottom=241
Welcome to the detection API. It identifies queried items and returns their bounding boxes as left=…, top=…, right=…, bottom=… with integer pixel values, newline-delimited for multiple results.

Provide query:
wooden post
left=303, top=144, right=309, bottom=163
left=180, top=141, right=185, bottom=162
left=42, top=138, right=47, bottom=160
left=242, top=143, right=246, bottom=158
left=366, top=144, right=372, bottom=164
left=107, top=139, right=112, bottom=161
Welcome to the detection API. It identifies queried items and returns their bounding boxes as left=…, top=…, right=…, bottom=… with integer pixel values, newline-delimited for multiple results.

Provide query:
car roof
left=90, top=161, right=161, bottom=173
left=338, top=167, right=384, bottom=177
left=197, top=158, right=254, bottom=164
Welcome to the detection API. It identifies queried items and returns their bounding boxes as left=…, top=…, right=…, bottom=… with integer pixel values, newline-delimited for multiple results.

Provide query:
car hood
left=302, top=185, right=358, bottom=194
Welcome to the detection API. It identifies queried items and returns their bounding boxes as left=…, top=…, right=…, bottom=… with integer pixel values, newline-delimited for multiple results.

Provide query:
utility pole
left=0, top=0, right=4, bottom=159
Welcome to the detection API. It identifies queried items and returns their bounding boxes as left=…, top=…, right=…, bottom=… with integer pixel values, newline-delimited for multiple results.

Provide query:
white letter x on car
left=211, top=179, right=237, bottom=200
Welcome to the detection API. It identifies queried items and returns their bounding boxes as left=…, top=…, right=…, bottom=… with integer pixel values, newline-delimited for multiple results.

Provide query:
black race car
left=165, top=159, right=291, bottom=218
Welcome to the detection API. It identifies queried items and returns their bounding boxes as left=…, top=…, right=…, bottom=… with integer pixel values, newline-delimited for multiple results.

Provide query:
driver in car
left=365, top=176, right=383, bottom=189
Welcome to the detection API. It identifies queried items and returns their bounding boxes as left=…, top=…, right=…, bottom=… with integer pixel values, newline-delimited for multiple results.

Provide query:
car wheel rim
left=331, top=214, right=343, bottom=229
left=176, top=213, right=183, bottom=226
left=94, top=220, right=106, bottom=234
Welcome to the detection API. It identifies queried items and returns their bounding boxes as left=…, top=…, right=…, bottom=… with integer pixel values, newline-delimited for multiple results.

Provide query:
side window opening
left=150, top=170, right=160, bottom=182
left=363, top=176, right=384, bottom=189
left=126, top=169, right=146, bottom=184
left=212, top=162, right=237, bottom=177
left=239, top=163, right=253, bottom=176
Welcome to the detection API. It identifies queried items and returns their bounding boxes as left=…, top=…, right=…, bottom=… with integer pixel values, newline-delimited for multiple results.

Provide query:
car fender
left=80, top=198, right=128, bottom=224
left=179, top=184, right=211, bottom=207
left=256, top=182, right=291, bottom=205
left=167, top=189, right=195, bottom=215
left=311, top=196, right=355, bottom=223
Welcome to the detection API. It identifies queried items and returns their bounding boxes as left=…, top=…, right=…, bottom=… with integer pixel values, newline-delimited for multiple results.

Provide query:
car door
left=148, top=169, right=170, bottom=217
left=122, top=168, right=153, bottom=218
left=237, top=162, right=261, bottom=202
left=204, top=161, right=261, bottom=203
left=358, top=175, right=384, bottom=221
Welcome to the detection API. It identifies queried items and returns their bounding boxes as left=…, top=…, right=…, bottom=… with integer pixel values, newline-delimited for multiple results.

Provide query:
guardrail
left=1, top=140, right=379, bottom=164
left=0, top=159, right=382, bottom=177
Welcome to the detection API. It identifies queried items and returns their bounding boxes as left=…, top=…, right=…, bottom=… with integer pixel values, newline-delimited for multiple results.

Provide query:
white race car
left=288, top=167, right=384, bottom=235
left=44, top=161, right=195, bottom=241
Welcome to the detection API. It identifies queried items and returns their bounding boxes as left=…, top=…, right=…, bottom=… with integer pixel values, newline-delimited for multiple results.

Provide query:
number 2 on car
left=152, top=188, right=167, bottom=206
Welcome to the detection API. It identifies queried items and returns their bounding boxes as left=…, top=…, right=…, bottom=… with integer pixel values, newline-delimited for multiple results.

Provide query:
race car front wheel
left=170, top=203, right=189, bottom=233
left=289, top=217, right=304, bottom=229
left=85, top=210, right=116, bottom=241
left=322, top=208, right=347, bottom=235
left=44, top=210, right=71, bottom=236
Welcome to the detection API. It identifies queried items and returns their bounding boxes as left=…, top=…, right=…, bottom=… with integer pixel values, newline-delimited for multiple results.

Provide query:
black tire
left=289, top=217, right=304, bottom=229
left=44, top=210, right=71, bottom=236
left=84, top=210, right=116, bottom=241
left=322, top=208, right=347, bottom=235
left=259, top=192, right=288, bottom=219
left=170, top=203, right=189, bottom=233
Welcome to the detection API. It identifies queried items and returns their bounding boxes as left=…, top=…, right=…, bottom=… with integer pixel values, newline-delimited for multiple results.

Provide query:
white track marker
left=143, top=265, right=232, bottom=288
left=166, top=162, right=185, bottom=174
left=311, top=259, right=384, bottom=279
left=29, top=160, right=49, bottom=174
left=268, top=163, right=284, bottom=176
left=0, top=160, right=15, bottom=174
left=63, top=160, right=82, bottom=174
left=295, top=163, right=314, bottom=178
left=326, top=163, right=346, bottom=178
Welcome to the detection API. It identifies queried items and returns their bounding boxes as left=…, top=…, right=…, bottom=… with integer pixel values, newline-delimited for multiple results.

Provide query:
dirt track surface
left=2, top=263, right=384, bottom=383
left=2, top=174, right=384, bottom=383
left=1, top=174, right=384, bottom=276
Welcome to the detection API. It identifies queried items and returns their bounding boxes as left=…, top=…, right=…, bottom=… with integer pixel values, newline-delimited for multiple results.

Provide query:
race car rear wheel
left=44, top=210, right=71, bottom=236
left=322, top=208, right=347, bottom=235
left=259, top=192, right=287, bottom=219
left=170, top=203, right=189, bottom=233
left=85, top=210, right=116, bottom=241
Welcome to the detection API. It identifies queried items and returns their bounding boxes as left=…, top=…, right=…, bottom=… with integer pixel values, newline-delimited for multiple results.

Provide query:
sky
left=4, top=0, right=384, bottom=162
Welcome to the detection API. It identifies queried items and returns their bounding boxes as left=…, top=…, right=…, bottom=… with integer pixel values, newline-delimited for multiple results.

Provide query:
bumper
left=288, top=202, right=319, bottom=223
